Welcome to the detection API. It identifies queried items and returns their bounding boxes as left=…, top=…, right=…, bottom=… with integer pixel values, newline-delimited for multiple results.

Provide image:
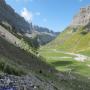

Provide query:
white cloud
left=35, top=12, right=41, bottom=16
left=21, top=8, right=33, bottom=22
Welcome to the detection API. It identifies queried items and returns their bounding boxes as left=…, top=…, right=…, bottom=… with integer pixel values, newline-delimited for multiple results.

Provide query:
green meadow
left=39, top=27, right=90, bottom=77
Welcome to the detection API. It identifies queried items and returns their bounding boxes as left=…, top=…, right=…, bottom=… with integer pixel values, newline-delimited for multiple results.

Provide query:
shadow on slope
left=51, top=61, right=73, bottom=66
left=0, top=37, right=55, bottom=76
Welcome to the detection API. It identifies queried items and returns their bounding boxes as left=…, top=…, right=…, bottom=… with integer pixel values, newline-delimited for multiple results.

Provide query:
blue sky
left=5, top=0, right=90, bottom=32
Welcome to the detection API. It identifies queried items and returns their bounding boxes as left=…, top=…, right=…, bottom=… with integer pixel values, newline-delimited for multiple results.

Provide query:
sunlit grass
left=39, top=48, right=90, bottom=77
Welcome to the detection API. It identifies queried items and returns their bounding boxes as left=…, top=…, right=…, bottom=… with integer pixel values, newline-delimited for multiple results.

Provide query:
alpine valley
left=0, top=0, right=90, bottom=90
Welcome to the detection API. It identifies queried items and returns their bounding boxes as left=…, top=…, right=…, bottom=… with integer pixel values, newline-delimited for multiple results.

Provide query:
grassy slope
left=0, top=37, right=63, bottom=89
left=0, top=37, right=56, bottom=75
left=0, top=26, right=63, bottom=89
left=39, top=48, right=90, bottom=90
left=0, top=27, right=90, bottom=90
left=45, top=27, right=90, bottom=52
left=39, top=26, right=90, bottom=77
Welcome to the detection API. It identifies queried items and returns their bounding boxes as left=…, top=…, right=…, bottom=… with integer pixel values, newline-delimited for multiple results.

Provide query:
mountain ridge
left=0, top=1, right=90, bottom=90
left=39, top=5, right=90, bottom=77
left=44, top=5, right=90, bottom=52
left=0, top=0, right=59, bottom=45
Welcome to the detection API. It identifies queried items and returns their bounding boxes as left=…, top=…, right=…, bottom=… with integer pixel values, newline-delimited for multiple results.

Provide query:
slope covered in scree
left=0, top=30, right=59, bottom=90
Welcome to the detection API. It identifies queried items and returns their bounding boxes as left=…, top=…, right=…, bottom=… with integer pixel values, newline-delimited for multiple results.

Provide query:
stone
left=0, top=74, right=56, bottom=90
left=71, top=5, right=90, bottom=27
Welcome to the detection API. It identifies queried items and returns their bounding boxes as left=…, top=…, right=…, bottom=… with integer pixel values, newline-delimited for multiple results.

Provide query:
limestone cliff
left=71, top=6, right=90, bottom=27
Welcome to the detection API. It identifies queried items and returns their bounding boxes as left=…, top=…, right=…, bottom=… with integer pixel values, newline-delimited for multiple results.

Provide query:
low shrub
left=81, top=30, right=88, bottom=35
left=0, top=61, right=25, bottom=76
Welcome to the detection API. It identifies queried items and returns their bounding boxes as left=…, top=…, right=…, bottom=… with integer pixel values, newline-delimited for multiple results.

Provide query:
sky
left=5, top=0, right=90, bottom=32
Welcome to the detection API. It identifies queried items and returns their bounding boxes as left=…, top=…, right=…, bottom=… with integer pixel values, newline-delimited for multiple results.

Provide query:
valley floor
left=39, top=48, right=90, bottom=77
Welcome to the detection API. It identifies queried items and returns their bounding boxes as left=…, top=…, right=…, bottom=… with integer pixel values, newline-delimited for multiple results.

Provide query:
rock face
left=71, top=5, right=90, bottom=27
left=31, top=26, right=59, bottom=45
left=0, top=0, right=59, bottom=45
left=0, top=0, right=31, bottom=33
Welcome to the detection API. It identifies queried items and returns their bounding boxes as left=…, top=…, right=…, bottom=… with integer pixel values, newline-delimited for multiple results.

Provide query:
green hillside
left=44, top=26, right=90, bottom=53
left=0, top=0, right=90, bottom=89
left=39, top=27, right=90, bottom=89
left=0, top=35, right=60, bottom=90
left=0, top=25, right=90, bottom=90
left=39, top=26, right=90, bottom=77
left=0, top=37, right=54, bottom=75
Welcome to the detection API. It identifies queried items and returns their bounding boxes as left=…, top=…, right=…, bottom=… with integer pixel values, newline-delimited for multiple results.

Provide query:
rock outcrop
left=0, top=74, right=56, bottom=90
left=71, top=5, right=90, bottom=27
left=0, top=0, right=59, bottom=45
left=26, top=25, right=59, bottom=45
left=0, top=0, right=31, bottom=33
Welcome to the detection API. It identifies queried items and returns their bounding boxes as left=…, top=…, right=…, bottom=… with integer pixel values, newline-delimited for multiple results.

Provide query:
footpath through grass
left=39, top=48, right=90, bottom=77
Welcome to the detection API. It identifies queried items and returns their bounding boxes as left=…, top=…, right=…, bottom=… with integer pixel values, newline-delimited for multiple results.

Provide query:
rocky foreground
left=0, top=73, right=56, bottom=90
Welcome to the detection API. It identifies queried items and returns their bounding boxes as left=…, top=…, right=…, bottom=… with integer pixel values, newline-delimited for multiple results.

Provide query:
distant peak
left=71, top=5, right=90, bottom=27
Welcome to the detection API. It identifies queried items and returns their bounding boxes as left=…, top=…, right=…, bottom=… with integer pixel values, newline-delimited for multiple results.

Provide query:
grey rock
left=0, top=74, right=57, bottom=90
left=71, top=5, right=90, bottom=27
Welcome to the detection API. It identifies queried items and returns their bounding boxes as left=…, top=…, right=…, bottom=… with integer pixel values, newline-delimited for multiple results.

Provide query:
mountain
left=0, top=2, right=60, bottom=89
left=0, top=25, right=90, bottom=90
left=0, top=26, right=59, bottom=90
left=39, top=5, right=90, bottom=90
left=0, top=1, right=61, bottom=89
left=44, top=5, right=90, bottom=53
left=0, top=0, right=59, bottom=45
left=25, top=25, right=59, bottom=45
left=32, top=25, right=59, bottom=45
left=71, top=6, right=90, bottom=27
left=0, top=0, right=31, bottom=33
left=0, top=1, right=90, bottom=90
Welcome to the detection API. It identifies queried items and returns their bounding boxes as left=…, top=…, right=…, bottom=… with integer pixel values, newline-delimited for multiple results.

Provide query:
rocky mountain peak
left=71, top=5, right=90, bottom=27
